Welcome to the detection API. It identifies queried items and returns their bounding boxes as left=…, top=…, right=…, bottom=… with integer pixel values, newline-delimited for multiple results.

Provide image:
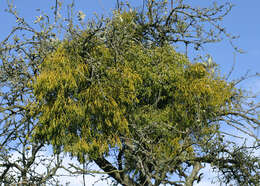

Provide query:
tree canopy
left=1, top=0, right=259, bottom=185
left=32, top=8, right=259, bottom=186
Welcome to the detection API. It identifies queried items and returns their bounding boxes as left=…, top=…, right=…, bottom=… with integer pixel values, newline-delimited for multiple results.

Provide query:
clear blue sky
left=0, top=1, right=259, bottom=185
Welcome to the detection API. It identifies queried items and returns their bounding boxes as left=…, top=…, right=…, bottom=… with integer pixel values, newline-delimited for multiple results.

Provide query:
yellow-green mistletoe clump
left=31, top=11, right=234, bottom=161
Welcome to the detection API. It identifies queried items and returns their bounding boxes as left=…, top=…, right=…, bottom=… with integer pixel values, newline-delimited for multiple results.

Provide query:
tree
left=0, top=1, right=69, bottom=185
left=1, top=0, right=259, bottom=185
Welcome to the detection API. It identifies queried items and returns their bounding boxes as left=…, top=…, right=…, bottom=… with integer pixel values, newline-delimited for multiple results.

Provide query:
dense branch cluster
left=0, top=0, right=259, bottom=185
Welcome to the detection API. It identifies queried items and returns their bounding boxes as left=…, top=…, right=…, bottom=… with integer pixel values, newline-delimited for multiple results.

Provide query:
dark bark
left=94, top=157, right=137, bottom=186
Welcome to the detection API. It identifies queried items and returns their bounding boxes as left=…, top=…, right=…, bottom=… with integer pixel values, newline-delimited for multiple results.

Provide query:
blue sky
left=0, top=0, right=259, bottom=81
left=0, top=0, right=259, bottom=185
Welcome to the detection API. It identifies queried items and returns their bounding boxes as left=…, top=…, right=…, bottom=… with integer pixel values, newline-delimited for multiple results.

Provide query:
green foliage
left=1, top=1, right=259, bottom=185
left=32, top=11, right=234, bottom=163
